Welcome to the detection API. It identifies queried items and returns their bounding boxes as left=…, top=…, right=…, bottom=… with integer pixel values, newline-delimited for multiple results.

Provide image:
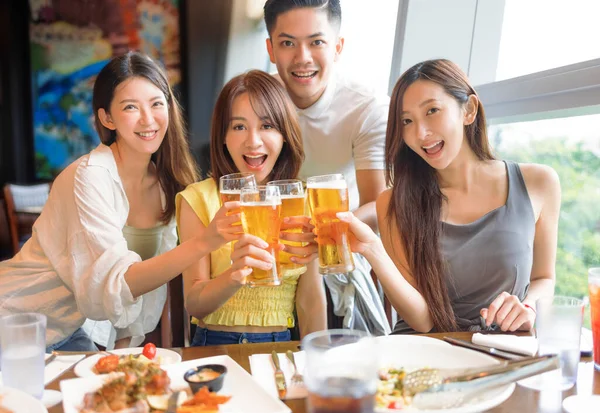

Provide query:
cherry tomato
left=143, top=342, right=157, bottom=360
left=94, top=354, right=119, bottom=374
left=387, top=400, right=405, bottom=410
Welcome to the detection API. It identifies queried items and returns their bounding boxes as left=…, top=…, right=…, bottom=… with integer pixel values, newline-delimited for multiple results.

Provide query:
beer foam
left=241, top=201, right=281, bottom=206
left=306, top=181, right=347, bottom=189
left=220, top=190, right=241, bottom=194
left=280, top=194, right=305, bottom=199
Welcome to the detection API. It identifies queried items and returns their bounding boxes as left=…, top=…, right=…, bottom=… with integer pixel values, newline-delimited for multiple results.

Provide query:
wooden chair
left=3, top=183, right=50, bottom=255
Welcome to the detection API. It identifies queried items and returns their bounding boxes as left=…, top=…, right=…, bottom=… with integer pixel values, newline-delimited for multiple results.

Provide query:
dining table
left=46, top=331, right=600, bottom=413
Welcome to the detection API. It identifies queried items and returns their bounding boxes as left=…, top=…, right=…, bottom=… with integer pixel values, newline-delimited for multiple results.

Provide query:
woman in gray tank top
left=334, top=59, right=560, bottom=333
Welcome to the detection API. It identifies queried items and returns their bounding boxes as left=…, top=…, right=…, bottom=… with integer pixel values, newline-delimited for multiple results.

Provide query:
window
left=490, top=115, right=600, bottom=324
left=495, top=0, right=600, bottom=81
left=338, top=0, right=399, bottom=95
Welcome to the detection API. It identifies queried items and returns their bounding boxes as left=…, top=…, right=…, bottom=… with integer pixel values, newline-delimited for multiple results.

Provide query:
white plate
left=373, top=334, right=452, bottom=354
left=62, top=355, right=290, bottom=413
left=73, top=347, right=182, bottom=377
left=0, top=386, right=48, bottom=413
left=376, top=341, right=514, bottom=413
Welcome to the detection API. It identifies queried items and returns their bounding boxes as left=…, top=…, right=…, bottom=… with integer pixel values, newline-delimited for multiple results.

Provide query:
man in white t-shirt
left=263, top=0, right=390, bottom=335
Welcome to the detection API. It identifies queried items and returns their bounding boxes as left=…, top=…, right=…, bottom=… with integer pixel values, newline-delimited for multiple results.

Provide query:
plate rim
left=73, top=347, right=182, bottom=377
left=0, top=386, right=48, bottom=413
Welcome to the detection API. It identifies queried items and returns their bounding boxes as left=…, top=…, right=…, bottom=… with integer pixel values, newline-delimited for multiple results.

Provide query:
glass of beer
left=267, top=179, right=307, bottom=275
left=240, top=185, right=282, bottom=287
left=303, top=329, right=377, bottom=413
left=307, top=174, right=355, bottom=274
left=219, top=172, right=257, bottom=210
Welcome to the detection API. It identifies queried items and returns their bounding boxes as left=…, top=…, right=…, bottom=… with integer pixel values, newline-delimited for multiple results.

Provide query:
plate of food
left=73, top=343, right=182, bottom=377
left=374, top=342, right=514, bottom=412
left=0, top=387, right=48, bottom=413
left=61, top=354, right=290, bottom=413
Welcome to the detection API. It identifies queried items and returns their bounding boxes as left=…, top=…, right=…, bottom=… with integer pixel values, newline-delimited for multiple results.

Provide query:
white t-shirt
left=0, top=144, right=177, bottom=347
left=295, top=73, right=389, bottom=211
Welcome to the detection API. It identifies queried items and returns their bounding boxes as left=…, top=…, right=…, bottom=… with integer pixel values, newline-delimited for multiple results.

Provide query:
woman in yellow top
left=176, top=70, right=327, bottom=345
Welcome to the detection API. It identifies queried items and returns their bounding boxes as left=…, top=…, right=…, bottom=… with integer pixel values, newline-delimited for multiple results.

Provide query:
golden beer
left=307, top=176, right=355, bottom=274
left=220, top=190, right=241, bottom=204
left=241, top=202, right=282, bottom=286
left=279, top=194, right=307, bottom=270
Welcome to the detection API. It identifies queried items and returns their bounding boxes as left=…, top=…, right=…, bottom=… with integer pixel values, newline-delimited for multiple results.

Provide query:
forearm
left=185, top=270, right=243, bottom=320
left=353, top=201, right=378, bottom=232
left=363, top=241, right=434, bottom=332
left=296, top=268, right=327, bottom=337
left=124, top=237, right=215, bottom=298
left=522, top=278, right=556, bottom=307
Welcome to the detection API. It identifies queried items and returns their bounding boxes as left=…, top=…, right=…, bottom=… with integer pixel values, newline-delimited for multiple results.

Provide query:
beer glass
left=240, top=185, right=282, bottom=286
left=589, top=267, right=600, bottom=370
left=307, top=174, right=355, bottom=274
left=219, top=172, right=257, bottom=209
left=303, top=329, right=377, bottom=413
left=267, top=179, right=307, bottom=274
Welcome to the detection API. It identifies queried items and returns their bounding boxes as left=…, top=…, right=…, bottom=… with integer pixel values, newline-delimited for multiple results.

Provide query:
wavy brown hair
left=385, top=59, right=495, bottom=332
left=92, top=52, right=198, bottom=223
left=210, top=70, right=304, bottom=182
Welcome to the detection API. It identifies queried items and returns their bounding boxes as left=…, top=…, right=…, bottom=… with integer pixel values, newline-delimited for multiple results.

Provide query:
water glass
left=519, top=296, right=584, bottom=391
left=589, top=267, right=600, bottom=370
left=0, top=313, right=47, bottom=399
left=303, top=329, right=377, bottom=413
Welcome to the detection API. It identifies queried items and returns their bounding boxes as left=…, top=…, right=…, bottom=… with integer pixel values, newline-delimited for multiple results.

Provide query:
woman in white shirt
left=0, top=52, right=241, bottom=351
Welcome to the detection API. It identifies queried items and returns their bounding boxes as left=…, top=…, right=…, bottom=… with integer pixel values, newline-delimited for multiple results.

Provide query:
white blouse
left=0, top=144, right=177, bottom=347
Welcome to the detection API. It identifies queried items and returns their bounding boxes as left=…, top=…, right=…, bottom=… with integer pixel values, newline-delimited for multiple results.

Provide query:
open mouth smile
left=243, top=154, right=268, bottom=169
left=422, top=140, right=444, bottom=155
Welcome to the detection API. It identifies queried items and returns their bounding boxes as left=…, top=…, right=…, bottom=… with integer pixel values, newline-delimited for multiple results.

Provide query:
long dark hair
left=210, top=70, right=304, bottom=182
left=92, top=51, right=198, bottom=223
left=385, top=59, right=495, bottom=332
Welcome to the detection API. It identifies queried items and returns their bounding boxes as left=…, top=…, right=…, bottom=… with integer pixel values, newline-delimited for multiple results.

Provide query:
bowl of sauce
left=184, top=364, right=227, bottom=393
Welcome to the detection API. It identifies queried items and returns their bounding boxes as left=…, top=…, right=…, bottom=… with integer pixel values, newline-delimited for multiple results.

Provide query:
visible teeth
left=293, top=71, right=316, bottom=78
left=137, top=131, right=155, bottom=137
left=245, top=154, right=266, bottom=159
left=422, top=141, right=442, bottom=150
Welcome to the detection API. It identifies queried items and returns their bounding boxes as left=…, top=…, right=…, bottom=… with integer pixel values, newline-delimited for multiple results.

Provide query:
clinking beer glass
left=267, top=179, right=307, bottom=275
left=219, top=172, right=257, bottom=208
left=240, top=185, right=282, bottom=286
left=307, top=174, right=355, bottom=274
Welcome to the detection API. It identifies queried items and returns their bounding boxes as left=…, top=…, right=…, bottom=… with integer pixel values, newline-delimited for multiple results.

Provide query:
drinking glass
left=240, top=185, right=282, bottom=287
left=589, top=267, right=600, bottom=370
left=519, top=296, right=584, bottom=391
left=307, top=174, right=355, bottom=274
left=0, top=313, right=47, bottom=399
left=219, top=172, right=257, bottom=211
left=267, top=179, right=307, bottom=275
left=303, top=329, right=377, bottom=413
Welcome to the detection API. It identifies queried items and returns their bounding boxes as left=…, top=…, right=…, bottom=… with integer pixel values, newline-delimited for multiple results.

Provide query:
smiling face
left=98, top=77, right=168, bottom=156
left=400, top=80, right=477, bottom=170
left=266, top=7, right=343, bottom=109
left=225, top=93, right=284, bottom=184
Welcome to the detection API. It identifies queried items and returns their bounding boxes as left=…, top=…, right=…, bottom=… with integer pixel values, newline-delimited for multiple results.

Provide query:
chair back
left=3, top=183, right=50, bottom=255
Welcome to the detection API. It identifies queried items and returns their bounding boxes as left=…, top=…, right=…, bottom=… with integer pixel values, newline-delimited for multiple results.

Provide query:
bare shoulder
left=376, top=188, right=393, bottom=216
left=518, top=162, right=561, bottom=194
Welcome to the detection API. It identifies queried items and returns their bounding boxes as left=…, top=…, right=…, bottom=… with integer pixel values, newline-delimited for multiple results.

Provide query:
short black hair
left=264, top=0, right=342, bottom=35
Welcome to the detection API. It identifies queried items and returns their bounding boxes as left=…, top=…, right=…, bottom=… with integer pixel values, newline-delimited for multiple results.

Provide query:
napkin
left=249, top=351, right=307, bottom=399
left=43, top=354, right=85, bottom=385
left=472, top=333, right=538, bottom=356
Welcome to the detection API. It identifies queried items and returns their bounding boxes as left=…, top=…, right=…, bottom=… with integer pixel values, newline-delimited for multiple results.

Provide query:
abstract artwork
left=28, top=0, right=180, bottom=178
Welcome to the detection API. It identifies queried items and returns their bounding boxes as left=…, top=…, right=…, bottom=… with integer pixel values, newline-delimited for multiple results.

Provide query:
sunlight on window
left=338, top=0, right=399, bottom=95
left=496, top=0, right=600, bottom=80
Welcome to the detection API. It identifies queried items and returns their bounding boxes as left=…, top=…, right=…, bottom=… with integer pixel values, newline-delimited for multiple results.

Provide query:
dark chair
left=3, top=183, right=50, bottom=255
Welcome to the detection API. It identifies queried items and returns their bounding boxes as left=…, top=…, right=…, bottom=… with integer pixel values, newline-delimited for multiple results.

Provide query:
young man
left=263, top=0, right=388, bottom=231
left=263, top=0, right=390, bottom=335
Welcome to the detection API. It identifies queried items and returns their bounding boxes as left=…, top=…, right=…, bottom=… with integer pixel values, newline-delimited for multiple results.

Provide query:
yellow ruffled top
left=175, top=178, right=304, bottom=328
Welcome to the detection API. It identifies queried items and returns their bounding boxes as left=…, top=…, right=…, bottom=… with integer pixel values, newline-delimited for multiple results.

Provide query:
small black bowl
left=184, top=364, right=227, bottom=393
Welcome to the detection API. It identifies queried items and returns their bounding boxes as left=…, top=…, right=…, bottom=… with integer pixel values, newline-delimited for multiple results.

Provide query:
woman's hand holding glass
left=480, top=291, right=536, bottom=332
left=203, top=201, right=244, bottom=251
left=333, top=211, right=381, bottom=258
left=229, top=234, right=282, bottom=284
left=279, top=216, right=318, bottom=264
